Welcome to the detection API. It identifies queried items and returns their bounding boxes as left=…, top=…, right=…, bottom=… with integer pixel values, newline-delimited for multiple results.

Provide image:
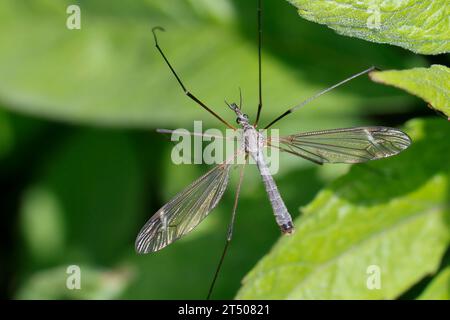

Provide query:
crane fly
left=135, top=0, right=412, bottom=299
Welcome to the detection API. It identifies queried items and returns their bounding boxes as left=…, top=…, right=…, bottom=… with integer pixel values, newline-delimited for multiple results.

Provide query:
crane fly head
left=226, top=101, right=249, bottom=126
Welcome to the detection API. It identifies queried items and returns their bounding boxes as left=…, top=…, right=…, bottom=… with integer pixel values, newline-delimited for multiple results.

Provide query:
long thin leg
left=206, top=162, right=246, bottom=300
left=254, top=0, right=263, bottom=127
left=152, top=27, right=235, bottom=130
left=264, top=66, right=378, bottom=129
left=238, top=87, right=243, bottom=110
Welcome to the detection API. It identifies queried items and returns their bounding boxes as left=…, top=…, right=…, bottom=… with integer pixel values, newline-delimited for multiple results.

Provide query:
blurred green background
left=0, top=0, right=448, bottom=299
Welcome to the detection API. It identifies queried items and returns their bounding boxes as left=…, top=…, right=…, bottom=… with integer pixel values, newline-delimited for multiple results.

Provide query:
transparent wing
left=135, top=163, right=231, bottom=253
left=271, top=126, right=411, bottom=164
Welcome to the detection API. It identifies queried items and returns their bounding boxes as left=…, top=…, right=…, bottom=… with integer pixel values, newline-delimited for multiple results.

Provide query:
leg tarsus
left=151, top=26, right=235, bottom=129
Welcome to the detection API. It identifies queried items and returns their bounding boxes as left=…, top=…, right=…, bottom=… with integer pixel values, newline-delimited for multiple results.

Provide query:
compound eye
left=236, top=118, right=241, bottom=124
left=243, top=114, right=249, bottom=119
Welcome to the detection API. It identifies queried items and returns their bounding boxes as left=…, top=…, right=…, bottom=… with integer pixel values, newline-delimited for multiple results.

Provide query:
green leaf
left=20, top=129, right=144, bottom=266
left=236, top=118, right=450, bottom=299
left=15, top=265, right=133, bottom=299
left=0, top=0, right=421, bottom=129
left=0, top=109, right=14, bottom=158
left=287, top=0, right=450, bottom=55
left=370, top=65, right=450, bottom=118
left=21, top=187, right=66, bottom=264
left=418, top=267, right=450, bottom=300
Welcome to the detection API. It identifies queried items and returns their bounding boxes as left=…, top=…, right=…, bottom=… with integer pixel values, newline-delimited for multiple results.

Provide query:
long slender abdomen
left=253, top=151, right=294, bottom=234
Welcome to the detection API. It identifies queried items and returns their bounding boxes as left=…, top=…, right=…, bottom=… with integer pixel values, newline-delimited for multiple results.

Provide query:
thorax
left=242, top=124, right=265, bottom=157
